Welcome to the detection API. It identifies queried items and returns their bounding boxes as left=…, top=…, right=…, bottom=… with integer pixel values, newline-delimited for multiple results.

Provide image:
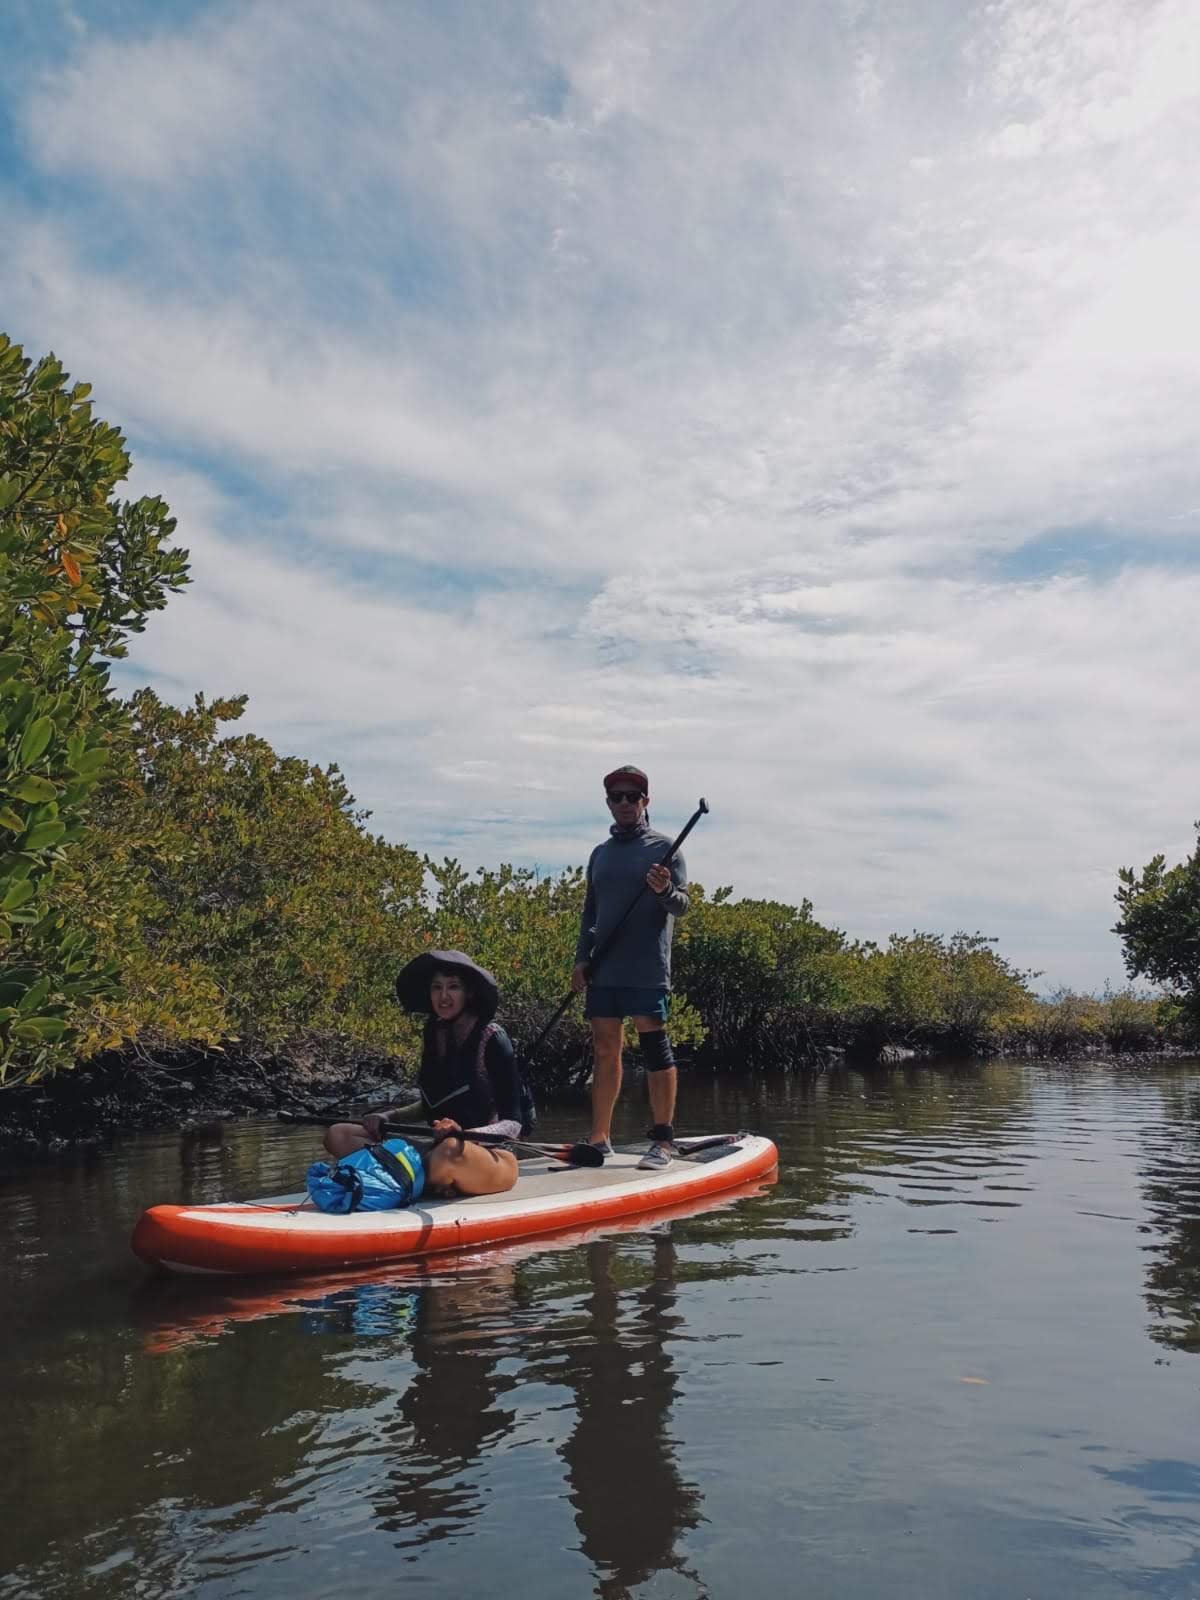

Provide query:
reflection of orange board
left=139, top=1169, right=777, bottom=1353
left=132, top=1135, right=778, bottom=1277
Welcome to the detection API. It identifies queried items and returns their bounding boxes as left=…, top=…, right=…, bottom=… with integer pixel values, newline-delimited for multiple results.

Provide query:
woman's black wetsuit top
left=418, top=1018, right=521, bottom=1140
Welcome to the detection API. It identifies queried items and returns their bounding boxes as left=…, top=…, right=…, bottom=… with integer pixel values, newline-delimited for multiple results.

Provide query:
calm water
left=2, top=1061, right=1200, bottom=1599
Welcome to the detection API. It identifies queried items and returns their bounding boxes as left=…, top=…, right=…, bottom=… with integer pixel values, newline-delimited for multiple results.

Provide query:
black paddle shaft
left=522, top=797, right=710, bottom=1064
left=275, top=1110, right=602, bottom=1166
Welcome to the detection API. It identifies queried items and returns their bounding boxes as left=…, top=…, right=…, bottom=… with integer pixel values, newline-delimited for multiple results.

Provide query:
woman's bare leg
left=427, top=1140, right=518, bottom=1197
left=324, top=1122, right=370, bottom=1159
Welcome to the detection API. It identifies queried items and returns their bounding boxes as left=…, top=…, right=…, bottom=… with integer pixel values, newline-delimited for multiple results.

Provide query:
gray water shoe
left=637, top=1142, right=673, bottom=1172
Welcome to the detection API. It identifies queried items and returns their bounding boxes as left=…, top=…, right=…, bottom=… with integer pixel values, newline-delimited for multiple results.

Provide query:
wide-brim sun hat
left=394, top=950, right=499, bottom=1022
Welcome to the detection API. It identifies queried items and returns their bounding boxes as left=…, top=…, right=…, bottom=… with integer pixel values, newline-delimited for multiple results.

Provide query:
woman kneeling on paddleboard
left=323, top=951, right=522, bottom=1199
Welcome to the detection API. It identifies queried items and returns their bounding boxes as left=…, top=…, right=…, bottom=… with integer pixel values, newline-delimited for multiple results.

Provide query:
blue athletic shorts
left=584, top=985, right=670, bottom=1022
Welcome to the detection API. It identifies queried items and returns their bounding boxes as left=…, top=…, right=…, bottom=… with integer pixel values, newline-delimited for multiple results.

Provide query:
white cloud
left=4, top=0, right=1200, bottom=989
left=29, top=28, right=262, bottom=183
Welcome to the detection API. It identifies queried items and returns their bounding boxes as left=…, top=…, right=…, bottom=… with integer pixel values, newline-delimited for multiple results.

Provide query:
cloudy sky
left=3, top=0, right=1198, bottom=989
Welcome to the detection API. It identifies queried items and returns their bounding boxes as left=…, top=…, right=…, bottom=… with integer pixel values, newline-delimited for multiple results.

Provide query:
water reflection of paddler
left=374, top=1261, right=523, bottom=1548
left=324, top=951, right=521, bottom=1199
left=535, top=1234, right=703, bottom=1596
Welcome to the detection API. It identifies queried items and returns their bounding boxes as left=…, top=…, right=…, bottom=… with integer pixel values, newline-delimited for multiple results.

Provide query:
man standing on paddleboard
left=571, top=765, right=690, bottom=1169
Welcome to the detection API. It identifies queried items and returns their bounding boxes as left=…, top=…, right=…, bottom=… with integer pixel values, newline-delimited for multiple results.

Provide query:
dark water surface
left=3, top=1061, right=1200, bottom=1599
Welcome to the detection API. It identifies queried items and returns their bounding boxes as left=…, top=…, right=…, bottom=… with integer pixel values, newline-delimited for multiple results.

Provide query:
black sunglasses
left=607, top=789, right=645, bottom=804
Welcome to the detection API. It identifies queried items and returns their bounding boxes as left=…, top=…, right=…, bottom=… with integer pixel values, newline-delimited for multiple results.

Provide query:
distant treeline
left=2, top=334, right=1197, bottom=1095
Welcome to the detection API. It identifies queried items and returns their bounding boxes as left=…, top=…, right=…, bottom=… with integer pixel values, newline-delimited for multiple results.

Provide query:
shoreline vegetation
left=1, top=1018, right=1196, bottom=1158
left=3, top=336, right=1199, bottom=1153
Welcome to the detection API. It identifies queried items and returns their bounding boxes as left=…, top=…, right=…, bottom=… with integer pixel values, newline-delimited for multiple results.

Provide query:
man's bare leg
left=589, top=1016, right=625, bottom=1144
left=635, top=1018, right=677, bottom=1138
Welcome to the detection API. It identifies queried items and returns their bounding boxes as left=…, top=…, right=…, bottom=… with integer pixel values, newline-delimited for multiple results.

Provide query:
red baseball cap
left=603, top=765, right=648, bottom=795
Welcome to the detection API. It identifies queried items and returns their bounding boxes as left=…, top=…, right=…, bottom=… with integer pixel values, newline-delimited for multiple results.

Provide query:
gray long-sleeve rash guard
left=574, top=820, right=689, bottom=989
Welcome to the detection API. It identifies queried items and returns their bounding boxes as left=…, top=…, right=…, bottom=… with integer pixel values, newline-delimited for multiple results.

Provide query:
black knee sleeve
left=639, top=1031, right=675, bottom=1073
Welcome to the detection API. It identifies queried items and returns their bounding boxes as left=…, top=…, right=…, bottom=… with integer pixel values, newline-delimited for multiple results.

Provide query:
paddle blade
left=561, top=1142, right=605, bottom=1167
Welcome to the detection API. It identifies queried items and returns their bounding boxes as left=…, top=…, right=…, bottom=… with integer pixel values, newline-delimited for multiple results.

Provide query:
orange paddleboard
left=132, top=1134, right=778, bottom=1277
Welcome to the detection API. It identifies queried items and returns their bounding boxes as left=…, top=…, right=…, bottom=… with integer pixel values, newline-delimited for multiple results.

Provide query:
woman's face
left=430, top=972, right=469, bottom=1022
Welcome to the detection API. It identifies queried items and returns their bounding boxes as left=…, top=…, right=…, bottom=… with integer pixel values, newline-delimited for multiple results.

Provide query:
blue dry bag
left=306, top=1138, right=425, bottom=1215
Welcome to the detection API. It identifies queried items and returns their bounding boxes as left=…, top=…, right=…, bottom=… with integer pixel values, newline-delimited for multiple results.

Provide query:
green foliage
left=672, top=909, right=1038, bottom=1065
left=854, top=932, right=1036, bottom=1046
left=0, top=334, right=188, bottom=1085
left=1001, top=985, right=1168, bottom=1055
left=1101, top=983, right=1169, bottom=1052
left=1115, top=827, right=1200, bottom=1036
left=59, top=690, right=426, bottom=1061
left=673, top=887, right=852, bottom=1064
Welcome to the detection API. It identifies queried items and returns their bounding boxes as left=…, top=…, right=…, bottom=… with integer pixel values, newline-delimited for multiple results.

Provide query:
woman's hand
left=359, top=1113, right=388, bottom=1143
left=431, top=1118, right=463, bottom=1143
left=570, top=961, right=589, bottom=994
